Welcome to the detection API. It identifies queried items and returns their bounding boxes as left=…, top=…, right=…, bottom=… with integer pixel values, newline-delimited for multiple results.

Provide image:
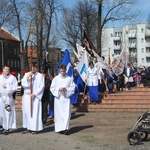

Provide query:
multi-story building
left=102, top=24, right=150, bottom=67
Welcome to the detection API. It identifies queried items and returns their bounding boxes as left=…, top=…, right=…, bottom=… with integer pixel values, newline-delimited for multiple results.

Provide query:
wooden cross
left=29, top=25, right=34, bottom=118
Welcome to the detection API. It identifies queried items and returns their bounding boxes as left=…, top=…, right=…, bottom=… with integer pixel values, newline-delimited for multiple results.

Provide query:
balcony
left=128, top=33, right=136, bottom=38
left=146, top=52, right=150, bottom=56
left=129, top=43, right=136, bottom=48
left=145, top=28, right=150, bottom=37
left=113, top=36, right=121, bottom=41
left=114, top=45, right=121, bottom=50
left=145, top=42, right=150, bottom=47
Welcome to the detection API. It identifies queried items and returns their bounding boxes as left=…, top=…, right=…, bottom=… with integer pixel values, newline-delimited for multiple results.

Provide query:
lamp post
left=0, top=40, right=4, bottom=67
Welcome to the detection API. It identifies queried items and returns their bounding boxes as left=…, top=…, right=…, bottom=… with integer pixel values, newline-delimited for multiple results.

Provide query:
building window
left=146, top=48, right=150, bottom=53
left=141, top=28, right=144, bottom=33
left=17, top=61, right=20, bottom=67
left=11, top=60, right=13, bottom=67
left=7, top=60, right=9, bottom=66
left=146, top=57, right=150, bottom=63
left=141, top=38, right=144, bottom=43
left=141, top=48, right=144, bottom=53
left=118, top=32, right=122, bottom=37
left=14, top=48, right=18, bottom=55
left=115, top=32, right=118, bottom=37
left=114, top=32, right=122, bottom=37
left=141, top=58, right=144, bottom=63
left=114, top=41, right=120, bottom=46
left=14, top=60, right=16, bottom=67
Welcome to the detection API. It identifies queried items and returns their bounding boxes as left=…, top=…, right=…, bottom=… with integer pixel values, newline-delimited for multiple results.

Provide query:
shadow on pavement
left=71, top=113, right=86, bottom=120
left=69, top=125, right=93, bottom=134
left=9, top=127, right=25, bottom=134
left=39, top=126, right=54, bottom=134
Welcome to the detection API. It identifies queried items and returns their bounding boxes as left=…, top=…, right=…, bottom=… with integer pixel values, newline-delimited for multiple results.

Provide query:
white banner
left=76, top=51, right=89, bottom=82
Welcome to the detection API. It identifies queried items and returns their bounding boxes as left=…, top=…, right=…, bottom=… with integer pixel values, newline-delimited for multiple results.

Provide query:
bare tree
left=61, top=0, right=97, bottom=51
left=9, top=0, right=30, bottom=71
left=27, top=0, right=61, bottom=71
left=93, top=0, right=140, bottom=56
left=0, top=0, right=14, bottom=28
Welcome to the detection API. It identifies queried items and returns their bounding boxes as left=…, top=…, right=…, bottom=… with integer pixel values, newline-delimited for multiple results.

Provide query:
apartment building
left=102, top=24, right=150, bottom=67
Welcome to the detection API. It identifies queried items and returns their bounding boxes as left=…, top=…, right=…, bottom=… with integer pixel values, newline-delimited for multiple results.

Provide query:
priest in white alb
left=50, top=64, right=75, bottom=135
left=21, top=63, right=44, bottom=134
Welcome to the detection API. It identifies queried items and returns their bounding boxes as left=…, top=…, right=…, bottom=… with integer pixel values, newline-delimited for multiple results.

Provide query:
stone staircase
left=75, top=85, right=150, bottom=112
left=14, top=85, right=150, bottom=112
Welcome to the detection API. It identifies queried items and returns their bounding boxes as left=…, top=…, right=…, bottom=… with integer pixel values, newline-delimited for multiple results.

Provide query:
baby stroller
left=127, top=111, right=150, bottom=145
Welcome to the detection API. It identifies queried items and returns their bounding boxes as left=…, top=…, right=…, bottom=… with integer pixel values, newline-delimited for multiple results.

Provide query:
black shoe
left=59, top=131, right=65, bottom=134
left=3, top=129, right=9, bottom=135
left=64, top=130, right=70, bottom=135
left=22, top=129, right=30, bottom=134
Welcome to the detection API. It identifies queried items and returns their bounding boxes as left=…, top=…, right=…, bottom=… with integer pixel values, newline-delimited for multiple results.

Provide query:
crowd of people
left=73, top=56, right=150, bottom=105
left=0, top=58, right=149, bottom=136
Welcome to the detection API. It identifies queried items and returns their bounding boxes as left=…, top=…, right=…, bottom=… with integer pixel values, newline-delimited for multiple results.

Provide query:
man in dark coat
left=42, top=73, right=51, bottom=124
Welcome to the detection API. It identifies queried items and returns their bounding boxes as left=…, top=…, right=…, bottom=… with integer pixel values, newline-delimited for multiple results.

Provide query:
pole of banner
left=29, top=25, right=34, bottom=118
left=83, top=83, right=87, bottom=99
left=108, top=47, right=111, bottom=65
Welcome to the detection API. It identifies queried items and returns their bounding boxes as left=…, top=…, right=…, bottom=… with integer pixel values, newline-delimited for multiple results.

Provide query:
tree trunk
left=97, top=1, right=102, bottom=56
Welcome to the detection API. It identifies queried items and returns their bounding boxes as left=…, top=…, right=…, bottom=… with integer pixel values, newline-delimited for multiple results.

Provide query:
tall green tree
left=61, top=0, right=97, bottom=51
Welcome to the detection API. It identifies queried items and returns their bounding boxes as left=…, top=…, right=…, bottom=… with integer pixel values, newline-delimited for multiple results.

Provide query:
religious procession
left=0, top=29, right=150, bottom=138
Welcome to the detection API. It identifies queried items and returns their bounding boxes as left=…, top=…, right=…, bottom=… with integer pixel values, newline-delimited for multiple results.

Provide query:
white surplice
left=21, top=72, right=44, bottom=131
left=86, top=67, right=100, bottom=86
left=0, top=74, right=17, bottom=130
left=50, top=74, right=75, bottom=132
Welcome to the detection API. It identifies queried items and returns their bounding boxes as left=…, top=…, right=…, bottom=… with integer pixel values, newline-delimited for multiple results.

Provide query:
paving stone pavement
left=1, top=111, right=150, bottom=150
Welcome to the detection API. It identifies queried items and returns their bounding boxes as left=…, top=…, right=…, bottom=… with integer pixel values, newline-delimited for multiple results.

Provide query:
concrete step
left=14, top=85, right=150, bottom=112
left=77, top=108, right=149, bottom=113
left=87, top=103, right=150, bottom=108
left=110, top=91, right=150, bottom=95
left=77, top=85, right=150, bottom=112
left=129, top=87, right=150, bottom=91
left=101, top=99, right=150, bottom=103
left=100, top=95, right=150, bottom=99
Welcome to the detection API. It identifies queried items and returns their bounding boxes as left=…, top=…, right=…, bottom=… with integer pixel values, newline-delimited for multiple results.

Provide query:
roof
left=0, top=27, right=20, bottom=42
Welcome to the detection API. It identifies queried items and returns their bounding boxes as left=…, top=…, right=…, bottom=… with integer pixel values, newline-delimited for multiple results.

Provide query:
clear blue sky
left=62, top=0, right=77, bottom=8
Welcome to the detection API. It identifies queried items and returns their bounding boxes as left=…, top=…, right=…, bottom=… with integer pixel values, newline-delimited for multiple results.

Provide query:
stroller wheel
left=127, top=131, right=141, bottom=145
left=139, top=132, right=148, bottom=141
